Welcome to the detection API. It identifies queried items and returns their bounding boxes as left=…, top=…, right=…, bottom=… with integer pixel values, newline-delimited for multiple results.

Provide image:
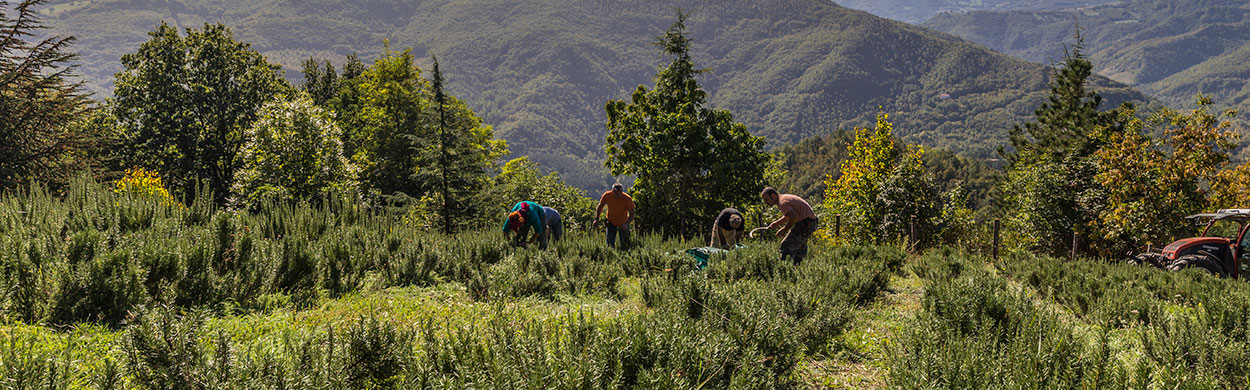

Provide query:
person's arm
left=593, top=195, right=607, bottom=225
left=767, top=214, right=789, bottom=230
left=622, top=206, right=635, bottom=229
left=710, top=223, right=721, bottom=247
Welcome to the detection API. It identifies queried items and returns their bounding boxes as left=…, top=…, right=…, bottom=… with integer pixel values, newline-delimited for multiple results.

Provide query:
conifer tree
left=0, top=0, right=92, bottom=190
left=604, top=10, right=769, bottom=237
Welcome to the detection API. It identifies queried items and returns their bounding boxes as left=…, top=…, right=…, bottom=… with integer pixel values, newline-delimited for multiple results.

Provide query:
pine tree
left=431, top=56, right=453, bottom=235
left=0, top=0, right=92, bottom=190
left=999, top=30, right=1124, bottom=256
left=604, top=10, right=769, bottom=238
left=1003, top=32, right=1114, bottom=163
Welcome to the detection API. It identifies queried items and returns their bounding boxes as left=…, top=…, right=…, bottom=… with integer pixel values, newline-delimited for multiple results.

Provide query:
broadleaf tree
left=346, top=47, right=505, bottom=231
left=230, top=93, right=358, bottom=209
left=111, top=22, right=290, bottom=201
left=604, top=11, right=768, bottom=238
left=824, top=113, right=940, bottom=247
left=1093, top=98, right=1237, bottom=255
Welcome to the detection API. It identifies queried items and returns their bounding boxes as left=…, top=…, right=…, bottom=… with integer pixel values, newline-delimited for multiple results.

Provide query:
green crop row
left=890, top=249, right=1250, bottom=388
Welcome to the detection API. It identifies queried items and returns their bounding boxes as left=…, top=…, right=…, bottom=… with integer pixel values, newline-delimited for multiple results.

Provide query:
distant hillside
left=41, top=0, right=1147, bottom=190
left=834, top=0, right=1115, bottom=24
left=926, top=0, right=1250, bottom=114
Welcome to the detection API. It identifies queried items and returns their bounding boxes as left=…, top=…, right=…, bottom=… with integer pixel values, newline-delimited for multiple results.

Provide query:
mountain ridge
left=925, top=0, right=1250, bottom=114
left=41, top=0, right=1148, bottom=189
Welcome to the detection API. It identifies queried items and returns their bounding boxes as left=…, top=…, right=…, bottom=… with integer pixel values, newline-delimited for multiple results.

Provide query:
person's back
left=777, top=195, right=816, bottom=222
left=711, top=208, right=745, bottom=248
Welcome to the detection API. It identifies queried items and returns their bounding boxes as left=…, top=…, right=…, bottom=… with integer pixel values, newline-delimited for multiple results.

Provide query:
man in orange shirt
left=593, top=183, right=636, bottom=249
left=760, top=187, right=819, bottom=264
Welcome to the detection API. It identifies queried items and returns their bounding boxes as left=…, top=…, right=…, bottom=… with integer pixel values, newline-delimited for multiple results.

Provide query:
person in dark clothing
left=710, top=208, right=746, bottom=248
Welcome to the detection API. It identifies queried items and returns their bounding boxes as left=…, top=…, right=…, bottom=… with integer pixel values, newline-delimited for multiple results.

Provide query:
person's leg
left=551, top=220, right=563, bottom=242
left=606, top=223, right=617, bottom=248
left=790, top=218, right=818, bottom=264
left=710, top=224, right=721, bottom=247
left=780, top=226, right=803, bottom=265
left=539, top=228, right=550, bottom=250
left=619, top=226, right=631, bottom=249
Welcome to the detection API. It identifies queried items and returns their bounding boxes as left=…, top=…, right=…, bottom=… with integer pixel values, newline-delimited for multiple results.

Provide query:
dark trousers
left=606, top=223, right=630, bottom=249
left=780, top=217, right=818, bottom=264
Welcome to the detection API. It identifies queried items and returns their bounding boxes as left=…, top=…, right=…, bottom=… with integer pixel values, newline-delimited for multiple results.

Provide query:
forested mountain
left=834, top=0, right=1114, bottom=25
left=926, top=0, right=1250, bottom=114
left=41, top=0, right=1146, bottom=190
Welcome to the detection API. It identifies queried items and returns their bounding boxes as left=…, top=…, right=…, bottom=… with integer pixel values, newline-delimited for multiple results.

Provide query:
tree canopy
left=604, top=11, right=768, bottom=238
left=112, top=22, right=291, bottom=202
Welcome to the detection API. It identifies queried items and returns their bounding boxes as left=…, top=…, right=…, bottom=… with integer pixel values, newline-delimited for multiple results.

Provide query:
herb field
left=2, top=180, right=1249, bottom=388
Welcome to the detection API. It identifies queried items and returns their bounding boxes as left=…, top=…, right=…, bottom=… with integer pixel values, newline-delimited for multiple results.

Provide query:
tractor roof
left=1186, top=210, right=1250, bottom=222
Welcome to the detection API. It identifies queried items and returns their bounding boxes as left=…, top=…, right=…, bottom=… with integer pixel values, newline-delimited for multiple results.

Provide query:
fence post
left=835, top=215, right=841, bottom=241
left=909, top=214, right=917, bottom=253
left=992, top=219, right=1000, bottom=260
left=1071, top=231, right=1079, bottom=260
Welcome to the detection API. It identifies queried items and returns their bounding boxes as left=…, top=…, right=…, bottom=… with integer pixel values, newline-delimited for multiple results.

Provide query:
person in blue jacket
left=502, top=201, right=560, bottom=249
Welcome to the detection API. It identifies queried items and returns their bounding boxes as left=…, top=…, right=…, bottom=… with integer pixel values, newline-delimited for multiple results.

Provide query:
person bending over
left=502, top=200, right=550, bottom=249
left=710, top=207, right=745, bottom=249
left=760, top=187, right=818, bottom=264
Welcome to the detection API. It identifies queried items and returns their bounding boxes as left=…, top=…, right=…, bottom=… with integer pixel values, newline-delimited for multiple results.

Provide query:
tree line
left=3, top=0, right=1244, bottom=254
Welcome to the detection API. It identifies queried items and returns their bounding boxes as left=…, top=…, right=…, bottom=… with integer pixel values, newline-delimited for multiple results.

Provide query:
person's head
left=760, top=187, right=780, bottom=206
left=507, top=211, right=525, bottom=232
left=728, top=214, right=743, bottom=229
left=611, top=183, right=624, bottom=198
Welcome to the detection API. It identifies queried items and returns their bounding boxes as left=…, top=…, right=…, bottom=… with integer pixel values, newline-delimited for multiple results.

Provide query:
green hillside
left=835, top=0, right=1115, bottom=24
left=926, top=0, right=1250, bottom=113
left=41, top=0, right=1146, bottom=189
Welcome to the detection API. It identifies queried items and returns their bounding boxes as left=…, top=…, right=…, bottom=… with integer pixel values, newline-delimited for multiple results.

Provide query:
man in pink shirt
left=761, top=187, right=819, bottom=264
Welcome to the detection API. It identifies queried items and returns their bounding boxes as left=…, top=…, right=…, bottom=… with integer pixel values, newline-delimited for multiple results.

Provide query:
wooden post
left=1071, top=231, right=1079, bottom=260
left=909, top=214, right=917, bottom=253
left=835, top=215, right=841, bottom=240
left=992, top=219, right=1000, bottom=260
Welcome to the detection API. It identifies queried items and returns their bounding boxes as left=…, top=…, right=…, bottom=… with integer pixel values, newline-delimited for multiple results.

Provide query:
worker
left=502, top=201, right=553, bottom=249
left=760, top=187, right=818, bottom=264
left=593, top=183, right=636, bottom=249
left=710, top=207, right=745, bottom=248
left=542, top=206, right=563, bottom=244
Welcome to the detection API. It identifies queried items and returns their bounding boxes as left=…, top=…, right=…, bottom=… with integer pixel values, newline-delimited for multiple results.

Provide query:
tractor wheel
left=1128, top=253, right=1167, bottom=269
left=1167, top=254, right=1227, bottom=277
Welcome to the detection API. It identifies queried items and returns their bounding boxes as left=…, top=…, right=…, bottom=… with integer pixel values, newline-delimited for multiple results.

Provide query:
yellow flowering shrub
left=115, top=167, right=180, bottom=206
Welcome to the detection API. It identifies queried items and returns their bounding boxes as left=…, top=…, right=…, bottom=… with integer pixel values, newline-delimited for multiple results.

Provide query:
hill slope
left=925, top=0, right=1250, bottom=113
left=834, top=0, right=1115, bottom=25
left=41, top=0, right=1146, bottom=189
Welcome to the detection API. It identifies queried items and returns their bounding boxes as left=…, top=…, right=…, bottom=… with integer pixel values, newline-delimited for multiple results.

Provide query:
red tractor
left=1130, top=209, right=1250, bottom=278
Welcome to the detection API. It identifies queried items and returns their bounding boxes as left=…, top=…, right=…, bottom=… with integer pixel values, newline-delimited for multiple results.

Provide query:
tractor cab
left=1168, top=209, right=1250, bottom=278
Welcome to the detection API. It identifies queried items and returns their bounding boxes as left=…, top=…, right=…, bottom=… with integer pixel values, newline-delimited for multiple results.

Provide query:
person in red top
left=760, top=187, right=819, bottom=264
left=593, top=183, right=636, bottom=249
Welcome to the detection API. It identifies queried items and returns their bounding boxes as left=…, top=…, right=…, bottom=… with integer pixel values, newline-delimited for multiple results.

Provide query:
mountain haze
left=834, top=0, right=1115, bottom=25
left=926, top=0, right=1250, bottom=114
left=42, top=0, right=1146, bottom=189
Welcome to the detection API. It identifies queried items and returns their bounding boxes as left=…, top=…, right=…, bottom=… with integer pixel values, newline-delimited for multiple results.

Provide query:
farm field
left=3, top=180, right=1250, bottom=388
